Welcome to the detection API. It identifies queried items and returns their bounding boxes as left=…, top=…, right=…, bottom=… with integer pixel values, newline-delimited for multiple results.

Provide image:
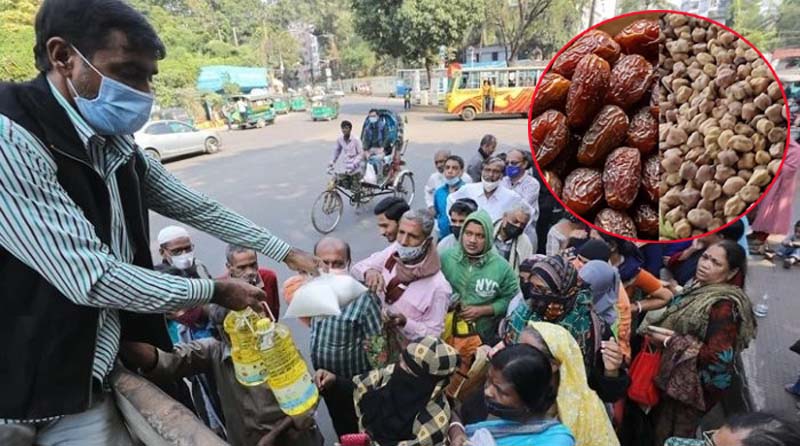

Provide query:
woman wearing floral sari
left=641, top=240, right=757, bottom=444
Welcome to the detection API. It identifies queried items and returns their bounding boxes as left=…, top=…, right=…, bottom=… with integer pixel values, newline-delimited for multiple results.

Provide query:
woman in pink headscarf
left=752, top=138, right=800, bottom=239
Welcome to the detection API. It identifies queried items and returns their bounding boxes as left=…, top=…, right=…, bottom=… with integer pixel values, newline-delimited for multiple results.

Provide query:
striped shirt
left=310, top=292, right=382, bottom=379
left=0, top=82, right=291, bottom=422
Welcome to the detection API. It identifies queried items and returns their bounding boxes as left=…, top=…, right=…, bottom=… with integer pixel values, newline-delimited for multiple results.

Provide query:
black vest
left=0, top=74, right=173, bottom=419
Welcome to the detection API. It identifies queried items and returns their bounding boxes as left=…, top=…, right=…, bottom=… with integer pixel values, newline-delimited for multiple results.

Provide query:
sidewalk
left=740, top=185, right=800, bottom=419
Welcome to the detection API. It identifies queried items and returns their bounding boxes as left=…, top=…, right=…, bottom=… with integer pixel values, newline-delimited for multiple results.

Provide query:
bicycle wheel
left=393, top=172, right=415, bottom=205
left=311, top=190, right=343, bottom=234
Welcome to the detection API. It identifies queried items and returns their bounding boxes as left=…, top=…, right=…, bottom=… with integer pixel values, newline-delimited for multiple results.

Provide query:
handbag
left=627, top=336, right=662, bottom=407
left=444, top=311, right=485, bottom=400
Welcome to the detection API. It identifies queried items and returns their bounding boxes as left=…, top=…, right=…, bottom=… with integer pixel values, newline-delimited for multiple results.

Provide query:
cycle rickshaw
left=311, top=110, right=415, bottom=234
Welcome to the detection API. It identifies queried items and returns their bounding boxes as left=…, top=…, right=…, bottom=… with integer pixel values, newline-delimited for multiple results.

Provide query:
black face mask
left=485, top=397, right=530, bottom=420
left=520, top=282, right=570, bottom=322
left=451, top=226, right=462, bottom=239
left=503, top=223, right=524, bottom=239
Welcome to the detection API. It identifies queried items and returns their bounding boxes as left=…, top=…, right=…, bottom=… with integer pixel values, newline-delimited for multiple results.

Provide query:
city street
left=148, top=95, right=529, bottom=440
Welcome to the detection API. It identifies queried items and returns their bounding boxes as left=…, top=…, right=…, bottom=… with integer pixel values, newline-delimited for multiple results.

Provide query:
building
left=679, top=0, right=733, bottom=24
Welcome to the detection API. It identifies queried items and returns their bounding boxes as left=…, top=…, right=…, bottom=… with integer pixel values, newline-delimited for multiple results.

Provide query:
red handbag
left=627, top=337, right=662, bottom=407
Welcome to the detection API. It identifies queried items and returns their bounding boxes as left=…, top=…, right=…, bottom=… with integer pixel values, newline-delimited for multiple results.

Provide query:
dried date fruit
left=603, top=147, right=641, bottom=209
left=530, top=110, right=570, bottom=167
left=634, top=203, right=659, bottom=237
left=605, top=54, right=654, bottom=111
left=595, top=208, right=637, bottom=238
left=531, top=73, right=571, bottom=117
left=642, top=154, right=660, bottom=202
left=544, top=171, right=563, bottom=198
left=613, top=19, right=659, bottom=62
left=562, top=167, right=603, bottom=215
left=566, top=54, right=611, bottom=129
left=626, top=106, right=658, bottom=154
left=577, top=105, right=629, bottom=165
left=548, top=132, right=581, bottom=177
left=552, top=30, right=621, bottom=79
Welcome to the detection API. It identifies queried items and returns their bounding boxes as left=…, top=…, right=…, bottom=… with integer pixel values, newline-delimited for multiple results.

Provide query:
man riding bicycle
left=329, top=120, right=365, bottom=194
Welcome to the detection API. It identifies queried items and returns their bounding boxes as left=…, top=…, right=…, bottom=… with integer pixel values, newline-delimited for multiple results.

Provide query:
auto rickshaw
left=272, top=96, right=289, bottom=114
left=226, top=94, right=276, bottom=129
left=310, top=97, right=340, bottom=121
left=290, top=95, right=308, bottom=112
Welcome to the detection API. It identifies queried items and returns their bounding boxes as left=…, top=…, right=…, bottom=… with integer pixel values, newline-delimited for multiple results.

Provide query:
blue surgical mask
left=368, top=116, right=378, bottom=123
left=445, top=176, right=461, bottom=186
left=67, top=46, right=154, bottom=135
left=505, top=165, right=522, bottom=178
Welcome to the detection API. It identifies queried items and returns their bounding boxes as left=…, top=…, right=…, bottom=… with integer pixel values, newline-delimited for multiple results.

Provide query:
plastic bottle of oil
left=224, top=308, right=268, bottom=386
left=255, top=318, right=319, bottom=416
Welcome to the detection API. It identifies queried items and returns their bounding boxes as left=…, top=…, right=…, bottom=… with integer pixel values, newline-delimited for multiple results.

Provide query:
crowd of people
left=117, top=131, right=800, bottom=446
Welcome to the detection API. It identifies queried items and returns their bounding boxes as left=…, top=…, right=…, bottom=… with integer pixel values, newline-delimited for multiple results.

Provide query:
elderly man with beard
left=351, top=209, right=452, bottom=341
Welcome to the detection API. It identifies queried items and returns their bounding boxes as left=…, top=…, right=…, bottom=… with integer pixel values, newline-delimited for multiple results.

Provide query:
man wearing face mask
left=433, top=155, right=470, bottom=238
left=0, top=1, right=327, bottom=440
left=440, top=209, right=519, bottom=343
left=363, top=109, right=387, bottom=183
left=352, top=209, right=452, bottom=341
left=501, top=149, right=540, bottom=245
left=493, top=204, right=533, bottom=273
left=438, top=198, right=479, bottom=253
left=425, top=150, right=472, bottom=211
left=221, top=245, right=280, bottom=321
left=307, top=237, right=382, bottom=437
left=155, top=226, right=211, bottom=279
left=447, top=157, right=532, bottom=224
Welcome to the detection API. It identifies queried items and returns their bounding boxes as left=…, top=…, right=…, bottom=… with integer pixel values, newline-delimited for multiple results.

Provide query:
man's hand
left=212, top=279, right=265, bottom=313
left=120, top=341, right=158, bottom=373
left=364, top=269, right=385, bottom=294
left=314, top=369, right=336, bottom=391
left=383, top=310, right=407, bottom=328
left=647, top=326, right=676, bottom=347
left=460, top=305, right=492, bottom=322
left=448, top=424, right=468, bottom=446
left=601, top=339, right=623, bottom=378
left=284, top=248, right=321, bottom=276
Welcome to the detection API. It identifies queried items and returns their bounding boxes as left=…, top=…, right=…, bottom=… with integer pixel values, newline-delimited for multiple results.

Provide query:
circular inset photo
left=528, top=10, right=790, bottom=243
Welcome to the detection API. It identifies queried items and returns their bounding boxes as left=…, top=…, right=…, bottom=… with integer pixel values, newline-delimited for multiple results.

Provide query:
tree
left=617, top=0, right=673, bottom=14
left=353, top=0, right=484, bottom=94
left=0, top=0, right=39, bottom=81
left=486, top=0, right=553, bottom=63
left=729, top=0, right=777, bottom=51
left=776, top=0, right=800, bottom=48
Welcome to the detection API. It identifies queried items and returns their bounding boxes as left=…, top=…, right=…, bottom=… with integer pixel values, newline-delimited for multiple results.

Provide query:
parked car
left=134, top=120, right=221, bottom=162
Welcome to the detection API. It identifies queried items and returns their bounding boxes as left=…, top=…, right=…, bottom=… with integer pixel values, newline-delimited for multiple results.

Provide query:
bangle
left=636, top=301, right=643, bottom=313
left=663, top=336, right=672, bottom=349
left=449, top=422, right=465, bottom=433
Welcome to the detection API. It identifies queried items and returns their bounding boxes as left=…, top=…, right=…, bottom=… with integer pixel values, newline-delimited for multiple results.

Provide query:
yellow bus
left=445, top=65, right=546, bottom=121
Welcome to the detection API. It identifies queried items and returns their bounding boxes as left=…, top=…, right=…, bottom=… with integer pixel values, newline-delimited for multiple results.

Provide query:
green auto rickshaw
left=310, top=97, right=340, bottom=121
left=290, top=95, right=308, bottom=112
left=226, top=94, right=276, bottom=129
left=272, top=96, right=289, bottom=114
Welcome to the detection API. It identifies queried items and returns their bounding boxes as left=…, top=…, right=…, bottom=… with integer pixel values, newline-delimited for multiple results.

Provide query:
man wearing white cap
left=156, top=226, right=211, bottom=279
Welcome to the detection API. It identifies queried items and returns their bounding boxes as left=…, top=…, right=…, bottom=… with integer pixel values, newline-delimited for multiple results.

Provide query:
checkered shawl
left=353, top=337, right=458, bottom=446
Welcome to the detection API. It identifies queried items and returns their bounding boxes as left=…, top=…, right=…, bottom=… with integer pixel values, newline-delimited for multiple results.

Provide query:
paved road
left=148, top=96, right=529, bottom=442
left=740, top=184, right=800, bottom=421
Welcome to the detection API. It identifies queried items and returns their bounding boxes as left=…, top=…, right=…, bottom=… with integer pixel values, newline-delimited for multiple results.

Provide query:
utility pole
left=233, top=27, right=239, bottom=47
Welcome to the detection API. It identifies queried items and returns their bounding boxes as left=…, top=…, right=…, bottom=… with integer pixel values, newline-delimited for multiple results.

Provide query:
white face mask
left=171, top=252, right=195, bottom=270
left=482, top=178, right=500, bottom=192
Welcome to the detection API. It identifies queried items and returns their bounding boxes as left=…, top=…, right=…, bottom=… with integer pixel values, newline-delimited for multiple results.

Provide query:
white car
left=134, top=120, right=221, bottom=162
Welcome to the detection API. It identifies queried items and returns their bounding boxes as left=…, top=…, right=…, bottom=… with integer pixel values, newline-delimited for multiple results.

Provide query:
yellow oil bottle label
left=260, top=323, right=319, bottom=415
left=231, top=349, right=268, bottom=386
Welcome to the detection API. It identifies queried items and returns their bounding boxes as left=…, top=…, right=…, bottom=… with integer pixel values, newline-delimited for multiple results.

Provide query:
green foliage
left=617, top=0, right=673, bottom=14
left=222, top=82, right=242, bottom=96
left=352, top=0, right=483, bottom=82
left=0, top=0, right=39, bottom=81
left=776, top=0, right=800, bottom=48
left=729, top=0, right=778, bottom=51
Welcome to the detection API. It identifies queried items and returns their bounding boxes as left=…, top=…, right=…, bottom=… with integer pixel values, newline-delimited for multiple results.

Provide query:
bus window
left=496, top=71, right=509, bottom=88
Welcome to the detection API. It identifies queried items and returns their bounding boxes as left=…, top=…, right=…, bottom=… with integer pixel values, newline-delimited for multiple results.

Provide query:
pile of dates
left=530, top=17, right=660, bottom=239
